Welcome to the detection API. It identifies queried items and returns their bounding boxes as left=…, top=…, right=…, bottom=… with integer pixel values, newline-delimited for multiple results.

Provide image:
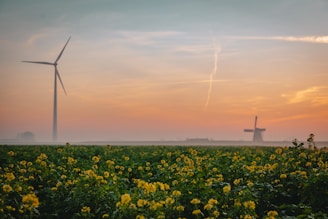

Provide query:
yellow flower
left=121, top=193, right=131, bottom=205
left=280, top=174, right=287, bottom=179
left=223, top=184, right=231, bottom=193
left=67, top=157, right=77, bottom=165
left=192, top=209, right=202, bottom=215
left=244, top=215, right=253, bottom=219
left=204, top=203, right=213, bottom=210
left=299, top=152, right=306, bottom=158
left=275, top=148, right=282, bottom=154
left=149, top=201, right=163, bottom=210
left=104, top=171, right=110, bottom=178
left=106, top=160, right=115, bottom=165
left=243, top=201, right=256, bottom=210
left=267, top=210, right=278, bottom=217
left=92, top=156, right=100, bottom=163
left=38, top=153, right=48, bottom=160
left=165, top=197, right=175, bottom=205
left=6, top=205, right=15, bottom=211
left=22, top=193, right=40, bottom=209
left=20, top=160, right=27, bottom=166
left=234, top=199, right=241, bottom=207
left=172, top=190, right=181, bottom=197
left=3, top=184, right=13, bottom=193
left=137, top=199, right=148, bottom=207
left=136, top=215, right=145, bottom=219
left=175, top=205, right=185, bottom=211
left=81, top=206, right=91, bottom=213
left=207, top=198, right=217, bottom=205
left=8, top=151, right=15, bottom=156
left=5, top=172, right=15, bottom=181
left=233, top=178, right=241, bottom=185
left=247, top=181, right=254, bottom=187
left=190, top=198, right=201, bottom=204
left=15, top=186, right=22, bottom=192
left=213, top=210, right=220, bottom=217
left=102, top=213, right=109, bottom=218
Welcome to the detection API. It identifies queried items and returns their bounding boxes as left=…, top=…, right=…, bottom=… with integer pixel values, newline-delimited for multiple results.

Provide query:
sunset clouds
left=283, top=86, right=328, bottom=105
left=230, top=35, right=328, bottom=44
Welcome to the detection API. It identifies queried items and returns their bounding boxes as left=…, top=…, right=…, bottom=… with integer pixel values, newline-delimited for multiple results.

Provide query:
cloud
left=175, top=45, right=210, bottom=54
left=26, top=33, right=48, bottom=46
left=282, top=86, right=328, bottom=105
left=24, top=27, right=68, bottom=47
left=269, top=114, right=313, bottom=123
left=229, top=35, right=328, bottom=44
left=115, top=31, right=183, bottom=46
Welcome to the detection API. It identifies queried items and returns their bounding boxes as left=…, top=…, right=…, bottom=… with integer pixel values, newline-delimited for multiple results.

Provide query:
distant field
left=1, top=144, right=327, bottom=218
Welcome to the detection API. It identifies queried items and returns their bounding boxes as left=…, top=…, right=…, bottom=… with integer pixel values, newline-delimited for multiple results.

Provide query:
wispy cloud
left=25, top=27, right=67, bottom=47
left=269, top=114, right=313, bottom=123
left=116, top=31, right=183, bottom=46
left=26, top=33, right=48, bottom=46
left=175, top=44, right=211, bottom=54
left=282, top=86, right=328, bottom=105
left=229, top=35, right=328, bottom=44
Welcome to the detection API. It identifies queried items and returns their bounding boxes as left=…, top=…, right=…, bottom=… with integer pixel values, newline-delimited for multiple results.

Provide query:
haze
left=1, top=0, right=328, bottom=142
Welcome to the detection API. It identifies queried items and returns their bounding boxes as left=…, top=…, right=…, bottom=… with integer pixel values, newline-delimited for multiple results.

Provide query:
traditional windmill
left=244, top=116, right=266, bottom=142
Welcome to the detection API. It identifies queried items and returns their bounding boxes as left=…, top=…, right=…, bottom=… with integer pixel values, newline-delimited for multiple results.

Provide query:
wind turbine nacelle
left=244, top=129, right=254, bottom=132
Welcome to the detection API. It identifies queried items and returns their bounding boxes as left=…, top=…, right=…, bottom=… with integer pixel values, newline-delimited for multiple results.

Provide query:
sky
left=1, top=0, right=328, bottom=142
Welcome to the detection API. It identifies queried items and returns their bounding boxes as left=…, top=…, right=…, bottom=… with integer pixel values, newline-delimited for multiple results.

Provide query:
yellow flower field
left=0, top=144, right=327, bottom=218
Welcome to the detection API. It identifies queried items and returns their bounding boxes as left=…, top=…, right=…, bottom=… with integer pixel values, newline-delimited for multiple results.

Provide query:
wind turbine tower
left=22, top=37, right=71, bottom=142
left=244, top=116, right=266, bottom=142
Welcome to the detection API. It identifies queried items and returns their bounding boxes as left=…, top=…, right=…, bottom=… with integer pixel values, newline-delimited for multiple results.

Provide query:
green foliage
left=0, top=145, right=327, bottom=218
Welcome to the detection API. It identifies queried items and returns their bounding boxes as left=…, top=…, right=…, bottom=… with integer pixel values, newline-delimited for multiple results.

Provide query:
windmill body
left=244, top=116, right=266, bottom=142
left=22, top=37, right=71, bottom=142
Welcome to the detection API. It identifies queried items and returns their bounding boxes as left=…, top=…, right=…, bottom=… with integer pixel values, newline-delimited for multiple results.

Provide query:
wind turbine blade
left=55, top=36, right=71, bottom=63
left=22, top=61, right=54, bottom=65
left=55, top=67, right=67, bottom=96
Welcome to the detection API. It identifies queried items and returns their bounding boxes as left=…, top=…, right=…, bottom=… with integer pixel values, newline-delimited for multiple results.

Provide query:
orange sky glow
left=0, top=1, right=327, bottom=142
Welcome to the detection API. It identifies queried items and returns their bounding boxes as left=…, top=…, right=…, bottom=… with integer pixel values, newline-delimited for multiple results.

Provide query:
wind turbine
left=244, top=116, right=266, bottom=142
left=22, top=36, right=71, bottom=142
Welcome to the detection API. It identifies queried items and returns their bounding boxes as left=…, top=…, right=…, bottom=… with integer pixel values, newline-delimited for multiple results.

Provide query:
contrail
left=204, top=38, right=221, bottom=109
left=229, top=35, right=328, bottom=44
